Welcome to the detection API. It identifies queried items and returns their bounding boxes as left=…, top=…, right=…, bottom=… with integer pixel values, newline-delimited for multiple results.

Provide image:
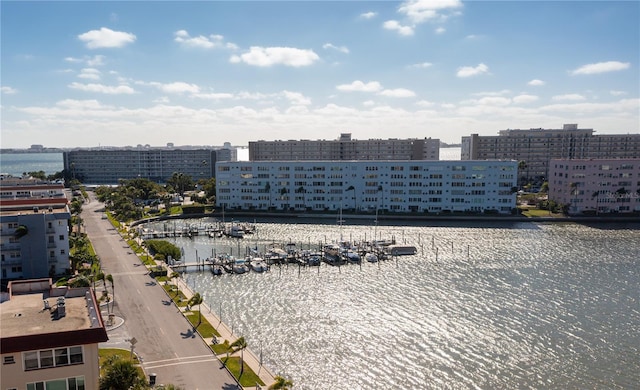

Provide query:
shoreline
left=131, top=211, right=640, bottom=227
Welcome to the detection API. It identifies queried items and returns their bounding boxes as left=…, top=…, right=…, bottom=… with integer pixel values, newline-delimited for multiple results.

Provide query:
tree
left=188, top=292, right=204, bottom=330
left=99, top=356, right=146, bottom=390
left=14, top=225, right=28, bottom=239
left=230, top=336, right=248, bottom=378
left=264, top=183, right=272, bottom=209
left=346, top=185, right=355, bottom=211
left=569, top=182, right=578, bottom=214
left=27, top=170, right=47, bottom=180
left=269, top=375, right=294, bottom=390
left=170, top=271, right=181, bottom=298
left=167, top=172, right=194, bottom=197
left=106, top=274, right=114, bottom=314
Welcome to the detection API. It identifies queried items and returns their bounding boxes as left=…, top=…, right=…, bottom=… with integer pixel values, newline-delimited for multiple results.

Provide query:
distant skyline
left=1, top=1, right=638, bottom=148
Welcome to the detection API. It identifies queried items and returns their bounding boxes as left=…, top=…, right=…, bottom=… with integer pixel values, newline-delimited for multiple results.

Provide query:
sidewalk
left=169, top=265, right=276, bottom=389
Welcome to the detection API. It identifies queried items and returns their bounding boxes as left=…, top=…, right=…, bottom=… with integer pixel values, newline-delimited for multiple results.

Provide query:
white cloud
left=415, top=100, right=435, bottom=107
left=571, top=61, right=630, bottom=75
left=456, top=63, right=489, bottom=78
left=149, top=82, right=200, bottom=94
left=378, top=88, right=416, bottom=98
left=360, top=11, right=377, bottom=19
left=610, top=90, right=627, bottom=96
left=527, top=79, right=545, bottom=86
left=282, top=91, right=312, bottom=106
left=78, top=27, right=136, bottom=49
left=1, top=86, right=18, bottom=94
left=87, top=55, right=106, bottom=67
left=398, top=0, right=463, bottom=24
left=174, top=30, right=237, bottom=50
left=322, top=43, right=349, bottom=54
left=68, top=82, right=135, bottom=94
left=78, top=68, right=101, bottom=80
left=472, top=89, right=510, bottom=97
left=435, top=27, right=446, bottom=34
left=192, top=92, right=234, bottom=100
left=363, top=100, right=376, bottom=107
left=383, top=20, right=414, bottom=36
left=336, top=80, right=383, bottom=92
left=552, top=94, right=586, bottom=101
left=229, top=46, right=319, bottom=67
left=409, top=62, right=433, bottom=69
left=512, top=94, right=539, bottom=104
left=64, top=57, right=84, bottom=63
left=475, top=96, right=511, bottom=106
left=153, top=96, right=170, bottom=104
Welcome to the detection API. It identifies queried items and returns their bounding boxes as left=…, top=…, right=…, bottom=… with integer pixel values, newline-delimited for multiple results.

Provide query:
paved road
left=82, top=193, right=240, bottom=390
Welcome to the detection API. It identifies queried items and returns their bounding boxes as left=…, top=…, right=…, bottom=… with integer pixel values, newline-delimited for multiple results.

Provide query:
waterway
left=141, top=218, right=640, bottom=389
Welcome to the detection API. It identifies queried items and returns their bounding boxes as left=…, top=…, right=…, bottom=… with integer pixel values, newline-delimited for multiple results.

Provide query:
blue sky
left=1, top=1, right=638, bottom=149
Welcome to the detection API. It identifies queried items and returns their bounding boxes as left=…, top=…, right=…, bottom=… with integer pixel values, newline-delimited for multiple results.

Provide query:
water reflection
left=143, top=219, right=640, bottom=389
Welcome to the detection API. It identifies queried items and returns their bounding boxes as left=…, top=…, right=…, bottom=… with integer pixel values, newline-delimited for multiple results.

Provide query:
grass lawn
left=99, top=348, right=143, bottom=377
left=221, top=356, right=265, bottom=387
left=521, top=208, right=565, bottom=218
left=186, top=312, right=221, bottom=338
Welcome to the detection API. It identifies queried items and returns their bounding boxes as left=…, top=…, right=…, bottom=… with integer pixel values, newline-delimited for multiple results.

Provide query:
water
left=143, top=219, right=640, bottom=389
left=0, top=152, right=64, bottom=176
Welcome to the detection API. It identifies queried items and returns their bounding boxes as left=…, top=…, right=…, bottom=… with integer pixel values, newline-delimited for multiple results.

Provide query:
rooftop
left=0, top=279, right=107, bottom=353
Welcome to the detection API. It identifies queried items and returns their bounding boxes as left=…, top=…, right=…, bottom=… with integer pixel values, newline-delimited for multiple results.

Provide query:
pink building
left=548, top=159, right=640, bottom=215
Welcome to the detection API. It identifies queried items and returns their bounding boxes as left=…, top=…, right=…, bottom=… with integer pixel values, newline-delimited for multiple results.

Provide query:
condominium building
left=548, top=158, right=640, bottom=215
left=216, top=160, right=517, bottom=214
left=63, top=147, right=217, bottom=185
left=461, top=124, right=640, bottom=180
left=0, top=278, right=108, bottom=390
left=248, top=133, right=440, bottom=161
left=0, top=180, right=70, bottom=280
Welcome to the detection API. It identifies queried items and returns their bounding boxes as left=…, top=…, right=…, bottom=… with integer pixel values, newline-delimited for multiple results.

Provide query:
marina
left=141, top=218, right=640, bottom=389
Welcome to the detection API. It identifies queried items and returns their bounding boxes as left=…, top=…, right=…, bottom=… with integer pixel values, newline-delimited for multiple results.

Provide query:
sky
left=1, top=0, right=639, bottom=149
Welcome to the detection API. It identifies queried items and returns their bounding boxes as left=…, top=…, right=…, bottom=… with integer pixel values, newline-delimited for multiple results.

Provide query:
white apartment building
left=461, top=124, right=640, bottom=181
left=1, top=279, right=108, bottom=390
left=0, top=181, right=70, bottom=280
left=248, top=133, right=440, bottom=161
left=216, top=160, right=518, bottom=214
left=548, top=158, right=640, bottom=215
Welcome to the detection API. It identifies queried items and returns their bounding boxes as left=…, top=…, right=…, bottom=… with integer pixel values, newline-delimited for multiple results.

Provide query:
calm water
left=143, top=219, right=640, bottom=389
left=0, top=152, right=64, bottom=176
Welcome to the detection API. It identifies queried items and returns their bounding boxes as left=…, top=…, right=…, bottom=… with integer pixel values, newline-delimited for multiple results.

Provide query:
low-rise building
left=0, top=181, right=70, bottom=280
left=216, top=160, right=517, bottom=214
left=0, top=278, right=108, bottom=390
left=548, top=158, right=640, bottom=215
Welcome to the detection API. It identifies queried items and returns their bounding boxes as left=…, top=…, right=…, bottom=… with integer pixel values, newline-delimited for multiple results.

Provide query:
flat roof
left=0, top=283, right=107, bottom=353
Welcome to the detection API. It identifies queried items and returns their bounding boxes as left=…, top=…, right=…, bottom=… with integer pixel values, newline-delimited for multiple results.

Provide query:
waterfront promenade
left=82, top=192, right=275, bottom=389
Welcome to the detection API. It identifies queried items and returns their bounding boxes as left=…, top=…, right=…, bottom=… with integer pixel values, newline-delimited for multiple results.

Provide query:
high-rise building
left=216, top=159, right=517, bottom=214
left=248, top=133, right=440, bottom=161
left=461, top=124, right=640, bottom=181
left=63, top=147, right=217, bottom=184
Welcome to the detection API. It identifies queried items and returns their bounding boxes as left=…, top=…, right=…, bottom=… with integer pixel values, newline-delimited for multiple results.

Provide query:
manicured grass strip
left=221, top=356, right=265, bottom=387
left=186, top=312, right=221, bottom=337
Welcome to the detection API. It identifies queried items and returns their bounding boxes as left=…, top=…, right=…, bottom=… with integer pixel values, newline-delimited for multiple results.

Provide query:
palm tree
left=106, top=274, right=114, bottom=314
left=346, top=185, right=355, bottom=211
left=569, top=182, right=578, bottom=214
left=170, top=271, right=181, bottom=298
left=14, top=225, right=29, bottom=239
left=264, top=183, right=272, bottom=209
left=188, top=292, right=204, bottom=330
left=269, top=375, right=294, bottom=390
left=230, top=336, right=248, bottom=377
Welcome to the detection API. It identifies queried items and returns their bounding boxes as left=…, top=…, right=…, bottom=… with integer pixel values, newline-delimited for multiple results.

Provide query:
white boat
left=211, top=264, right=224, bottom=275
left=342, top=249, right=361, bottom=263
left=365, top=253, right=378, bottom=263
left=225, top=224, right=245, bottom=238
left=232, top=259, right=250, bottom=274
left=249, top=257, right=269, bottom=272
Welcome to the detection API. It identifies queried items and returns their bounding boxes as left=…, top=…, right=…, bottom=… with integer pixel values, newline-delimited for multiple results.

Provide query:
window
left=55, top=348, right=69, bottom=366
left=23, top=346, right=83, bottom=370
left=3, top=355, right=15, bottom=364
